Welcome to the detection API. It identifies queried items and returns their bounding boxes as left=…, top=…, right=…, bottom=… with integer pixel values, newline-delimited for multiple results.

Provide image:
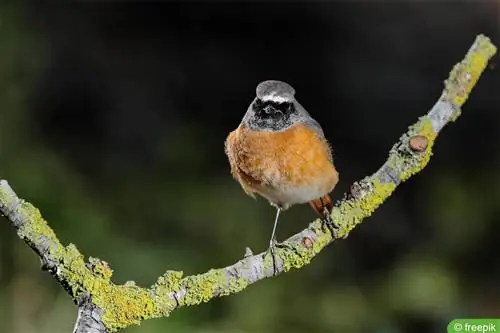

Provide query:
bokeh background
left=0, top=2, right=499, bottom=333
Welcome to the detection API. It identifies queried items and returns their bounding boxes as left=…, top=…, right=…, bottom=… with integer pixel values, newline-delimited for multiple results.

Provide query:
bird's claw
left=265, top=238, right=285, bottom=276
left=321, top=207, right=345, bottom=239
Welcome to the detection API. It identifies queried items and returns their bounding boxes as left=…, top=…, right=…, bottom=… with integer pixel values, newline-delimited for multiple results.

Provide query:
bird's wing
left=293, top=100, right=327, bottom=137
left=302, top=117, right=325, bottom=138
left=294, top=102, right=333, bottom=164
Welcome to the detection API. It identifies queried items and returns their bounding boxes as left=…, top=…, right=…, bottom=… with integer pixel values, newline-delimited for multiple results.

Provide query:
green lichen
left=259, top=237, right=319, bottom=274
left=329, top=178, right=395, bottom=237
left=95, top=284, right=156, bottom=331
left=223, top=275, right=249, bottom=296
left=179, top=269, right=230, bottom=306
left=325, top=117, right=438, bottom=240
left=388, top=117, right=438, bottom=183
left=150, top=272, right=181, bottom=315
left=4, top=187, right=173, bottom=331
left=279, top=243, right=313, bottom=271
left=8, top=201, right=163, bottom=331
left=0, top=35, right=496, bottom=333
left=172, top=267, right=251, bottom=308
left=151, top=270, right=184, bottom=313
left=0, top=185, right=15, bottom=207
left=156, top=270, right=184, bottom=290
left=257, top=173, right=400, bottom=273
left=89, top=257, right=114, bottom=280
left=444, top=35, right=497, bottom=108
left=359, top=179, right=396, bottom=216
left=60, top=244, right=89, bottom=297
left=16, top=201, right=66, bottom=259
left=310, top=225, right=332, bottom=254
left=60, top=245, right=161, bottom=331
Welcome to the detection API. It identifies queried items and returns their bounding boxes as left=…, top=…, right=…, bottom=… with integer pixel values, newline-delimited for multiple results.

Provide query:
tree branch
left=0, top=34, right=496, bottom=332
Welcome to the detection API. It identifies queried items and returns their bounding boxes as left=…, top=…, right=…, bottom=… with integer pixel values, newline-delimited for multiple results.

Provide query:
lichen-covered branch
left=0, top=34, right=496, bottom=333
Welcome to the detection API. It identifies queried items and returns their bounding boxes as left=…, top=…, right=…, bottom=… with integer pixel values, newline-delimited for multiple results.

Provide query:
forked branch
left=0, top=34, right=496, bottom=332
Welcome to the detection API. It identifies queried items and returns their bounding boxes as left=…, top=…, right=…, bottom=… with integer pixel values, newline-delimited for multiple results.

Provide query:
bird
left=224, top=80, right=339, bottom=273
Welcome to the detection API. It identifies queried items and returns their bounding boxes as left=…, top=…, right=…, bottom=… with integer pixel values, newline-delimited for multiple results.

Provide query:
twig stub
left=409, top=135, right=428, bottom=152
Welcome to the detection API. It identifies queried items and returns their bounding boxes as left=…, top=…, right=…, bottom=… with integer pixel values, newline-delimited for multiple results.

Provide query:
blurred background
left=0, top=2, right=499, bottom=333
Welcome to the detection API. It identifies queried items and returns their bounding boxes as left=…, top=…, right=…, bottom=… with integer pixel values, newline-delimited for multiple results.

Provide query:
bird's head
left=242, top=80, right=311, bottom=132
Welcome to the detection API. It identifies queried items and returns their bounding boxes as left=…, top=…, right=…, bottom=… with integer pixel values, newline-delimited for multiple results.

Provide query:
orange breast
left=225, top=123, right=339, bottom=207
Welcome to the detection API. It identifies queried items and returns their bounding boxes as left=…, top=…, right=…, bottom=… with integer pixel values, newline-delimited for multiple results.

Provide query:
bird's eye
left=253, top=99, right=263, bottom=110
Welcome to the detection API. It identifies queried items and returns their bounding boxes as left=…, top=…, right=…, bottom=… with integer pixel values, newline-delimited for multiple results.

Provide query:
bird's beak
left=263, top=105, right=273, bottom=114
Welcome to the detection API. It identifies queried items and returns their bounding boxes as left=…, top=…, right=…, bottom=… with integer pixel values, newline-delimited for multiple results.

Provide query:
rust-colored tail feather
left=309, top=194, right=333, bottom=218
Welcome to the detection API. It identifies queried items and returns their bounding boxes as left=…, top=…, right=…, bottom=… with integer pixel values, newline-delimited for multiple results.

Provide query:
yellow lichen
left=329, top=178, right=393, bottom=235
left=150, top=270, right=184, bottom=314
left=59, top=248, right=160, bottom=331
left=278, top=244, right=312, bottom=271
left=444, top=34, right=497, bottom=108
left=358, top=179, right=396, bottom=217
left=156, top=270, right=184, bottom=290
left=179, top=270, right=227, bottom=306
left=223, top=275, right=249, bottom=296
left=89, top=257, right=114, bottom=280
left=311, top=226, right=332, bottom=253
left=0, top=34, right=496, bottom=333
left=16, top=202, right=64, bottom=256
left=96, top=284, right=156, bottom=330
left=326, top=118, right=437, bottom=238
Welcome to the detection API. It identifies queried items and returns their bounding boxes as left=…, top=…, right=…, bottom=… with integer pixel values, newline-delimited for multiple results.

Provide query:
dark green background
left=0, top=2, right=499, bottom=333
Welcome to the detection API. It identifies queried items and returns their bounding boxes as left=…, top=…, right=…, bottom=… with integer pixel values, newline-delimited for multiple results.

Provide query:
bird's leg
left=320, top=197, right=341, bottom=239
left=265, top=206, right=282, bottom=276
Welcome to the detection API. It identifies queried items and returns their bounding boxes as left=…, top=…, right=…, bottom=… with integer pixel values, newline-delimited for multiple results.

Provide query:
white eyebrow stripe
left=260, top=94, right=292, bottom=103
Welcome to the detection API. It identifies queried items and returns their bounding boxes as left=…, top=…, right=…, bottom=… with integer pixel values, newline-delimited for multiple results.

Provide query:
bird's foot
left=321, top=207, right=345, bottom=239
left=265, top=238, right=286, bottom=276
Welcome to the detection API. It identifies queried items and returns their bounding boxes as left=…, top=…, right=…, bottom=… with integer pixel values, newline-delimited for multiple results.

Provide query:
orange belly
left=225, top=123, right=339, bottom=209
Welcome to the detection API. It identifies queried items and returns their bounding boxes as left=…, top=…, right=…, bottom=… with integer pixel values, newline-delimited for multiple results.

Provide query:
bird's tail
left=309, top=194, right=333, bottom=219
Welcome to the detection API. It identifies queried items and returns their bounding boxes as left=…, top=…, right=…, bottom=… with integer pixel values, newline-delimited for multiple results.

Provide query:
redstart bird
left=225, top=80, right=339, bottom=273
